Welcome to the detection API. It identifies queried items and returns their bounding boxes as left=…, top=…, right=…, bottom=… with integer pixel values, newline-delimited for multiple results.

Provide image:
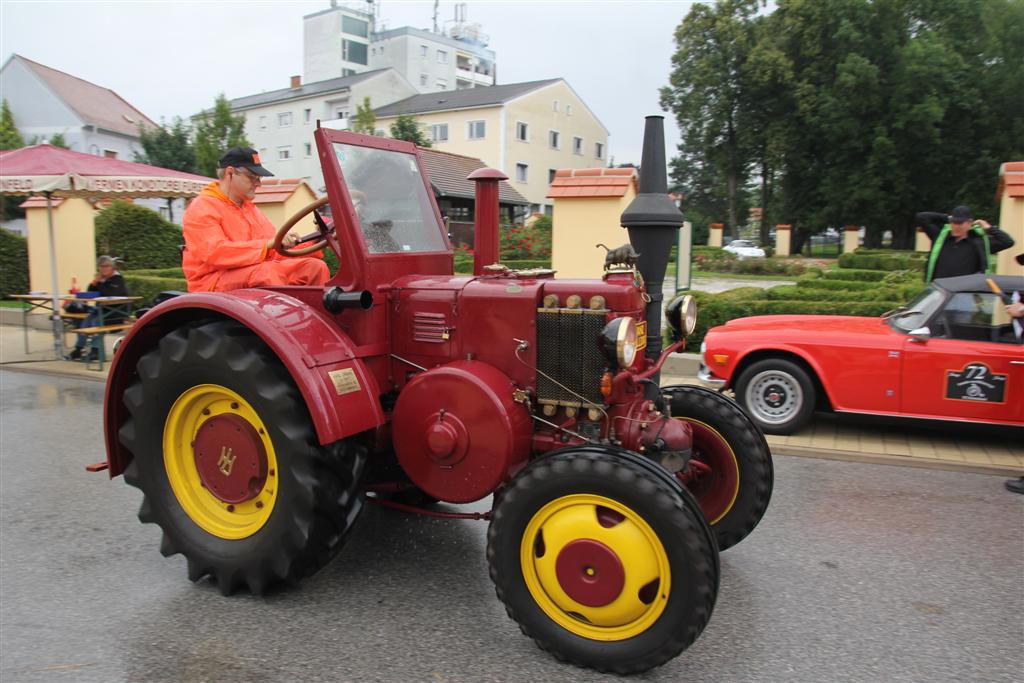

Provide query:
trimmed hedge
left=95, top=201, right=184, bottom=270
left=0, top=228, right=29, bottom=298
left=123, top=271, right=188, bottom=306
left=796, top=278, right=881, bottom=291
left=820, top=268, right=888, bottom=282
left=838, top=251, right=924, bottom=272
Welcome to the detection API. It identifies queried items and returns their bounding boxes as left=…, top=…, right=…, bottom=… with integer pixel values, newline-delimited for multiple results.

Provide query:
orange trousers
left=212, top=258, right=330, bottom=291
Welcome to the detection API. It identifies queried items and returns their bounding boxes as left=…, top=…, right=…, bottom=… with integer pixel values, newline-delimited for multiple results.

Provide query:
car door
left=901, top=291, right=1024, bottom=424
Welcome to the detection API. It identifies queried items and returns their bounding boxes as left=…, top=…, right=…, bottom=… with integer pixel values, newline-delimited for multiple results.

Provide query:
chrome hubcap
left=746, top=370, right=802, bottom=425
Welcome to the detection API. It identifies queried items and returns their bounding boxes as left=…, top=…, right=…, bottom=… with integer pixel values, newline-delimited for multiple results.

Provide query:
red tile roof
left=14, top=55, right=158, bottom=137
left=998, top=161, right=1024, bottom=199
left=547, top=168, right=637, bottom=199
left=252, top=178, right=312, bottom=204
left=20, top=197, right=66, bottom=209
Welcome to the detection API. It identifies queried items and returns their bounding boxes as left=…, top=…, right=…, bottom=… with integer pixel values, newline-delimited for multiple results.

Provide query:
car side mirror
left=909, top=327, right=931, bottom=342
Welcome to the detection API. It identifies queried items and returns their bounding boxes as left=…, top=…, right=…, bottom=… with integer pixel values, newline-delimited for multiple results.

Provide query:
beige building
left=21, top=196, right=98, bottom=294
left=547, top=168, right=637, bottom=279
left=995, top=161, right=1024, bottom=276
left=373, top=79, right=609, bottom=213
left=252, top=178, right=320, bottom=236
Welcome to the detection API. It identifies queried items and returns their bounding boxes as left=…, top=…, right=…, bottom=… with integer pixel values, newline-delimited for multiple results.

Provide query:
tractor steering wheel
left=273, top=196, right=332, bottom=257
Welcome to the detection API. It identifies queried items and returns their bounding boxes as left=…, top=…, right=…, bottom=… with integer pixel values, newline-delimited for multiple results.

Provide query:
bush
left=95, top=201, right=184, bottom=270
left=501, top=221, right=550, bottom=260
left=821, top=268, right=888, bottom=282
left=796, top=278, right=881, bottom=291
left=123, top=273, right=188, bottom=305
left=838, top=251, right=924, bottom=272
left=0, top=228, right=28, bottom=298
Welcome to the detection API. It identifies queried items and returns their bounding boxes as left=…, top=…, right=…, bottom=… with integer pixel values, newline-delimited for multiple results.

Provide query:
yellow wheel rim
left=676, top=418, right=740, bottom=525
left=520, top=494, right=671, bottom=641
left=163, top=384, right=278, bottom=540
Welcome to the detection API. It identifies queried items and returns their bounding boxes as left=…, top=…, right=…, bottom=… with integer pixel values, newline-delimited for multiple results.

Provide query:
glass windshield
left=333, top=142, right=447, bottom=254
left=889, top=286, right=945, bottom=332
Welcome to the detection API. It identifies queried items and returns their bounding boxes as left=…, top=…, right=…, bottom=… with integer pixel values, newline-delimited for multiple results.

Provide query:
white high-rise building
left=303, top=2, right=496, bottom=93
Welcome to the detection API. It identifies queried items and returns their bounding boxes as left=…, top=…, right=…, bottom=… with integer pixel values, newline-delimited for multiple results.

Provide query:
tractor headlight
left=666, top=295, right=698, bottom=340
left=601, top=317, right=638, bottom=369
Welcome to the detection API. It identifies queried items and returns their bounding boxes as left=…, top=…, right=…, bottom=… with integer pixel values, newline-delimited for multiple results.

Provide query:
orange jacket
left=183, top=182, right=321, bottom=291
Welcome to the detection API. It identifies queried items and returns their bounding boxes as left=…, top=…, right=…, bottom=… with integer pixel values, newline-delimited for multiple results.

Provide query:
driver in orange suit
left=182, top=147, right=329, bottom=292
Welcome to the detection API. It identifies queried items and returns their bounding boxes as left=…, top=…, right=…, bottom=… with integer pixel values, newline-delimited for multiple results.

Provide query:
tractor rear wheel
left=119, top=319, right=367, bottom=595
left=487, top=447, right=718, bottom=674
left=665, top=385, right=773, bottom=551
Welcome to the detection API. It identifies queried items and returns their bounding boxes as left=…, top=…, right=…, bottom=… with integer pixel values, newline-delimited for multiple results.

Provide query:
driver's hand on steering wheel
left=268, top=233, right=301, bottom=252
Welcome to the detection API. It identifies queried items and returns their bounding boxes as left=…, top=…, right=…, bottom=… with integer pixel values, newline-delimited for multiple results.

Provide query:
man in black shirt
left=915, top=205, right=1014, bottom=281
left=68, top=255, right=130, bottom=361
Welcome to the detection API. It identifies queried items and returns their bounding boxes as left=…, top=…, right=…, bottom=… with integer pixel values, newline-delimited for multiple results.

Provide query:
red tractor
left=98, top=116, right=772, bottom=674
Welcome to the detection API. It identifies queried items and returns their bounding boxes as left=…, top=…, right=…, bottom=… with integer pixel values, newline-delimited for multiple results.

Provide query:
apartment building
left=303, top=2, right=496, bottom=93
left=224, top=69, right=417, bottom=193
left=374, top=79, right=609, bottom=213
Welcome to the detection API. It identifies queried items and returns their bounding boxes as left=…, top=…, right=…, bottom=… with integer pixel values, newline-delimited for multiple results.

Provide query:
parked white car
left=723, top=239, right=766, bottom=259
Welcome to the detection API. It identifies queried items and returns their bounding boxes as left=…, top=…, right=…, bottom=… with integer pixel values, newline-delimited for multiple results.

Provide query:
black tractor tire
left=735, top=358, right=816, bottom=434
left=664, top=385, right=773, bottom=551
left=119, top=319, right=367, bottom=595
left=488, top=447, right=719, bottom=675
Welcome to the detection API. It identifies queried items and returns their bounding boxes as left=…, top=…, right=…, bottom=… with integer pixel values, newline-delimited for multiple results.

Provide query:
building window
left=259, top=115, right=267, bottom=130
left=515, top=163, right=528, bottom=183
left=278, top=146, right=292, bottom=161
left=278, top=112, right=293, bottom=127
left=567, top=104, right=573, bottom=116
left=573, top=136, right=583, bottom=155
left=103, top=149, right=117, bottom=159
left=595, top=142, right=605, bottom=159
left=431, top=123, right=449, bottom=142
left=420, top=74, right=429, bottom=86
left=420, top=44, right=428, bottom=58
left=544, top=204, right=553, bottom=217
left=304, top=108, right=311, bottom=124
left=468, top=120, right=486, bottom=139
left=437, top=50, right=448, bottom=64
left=436, top=77, right=447, bottom=89
left=305, top=143, right=312, bottom=157
left=530, top=203, right=542, bottom=215
left=342, top=15, right=368, bottom=38
left=371, top=47, right=376, bottom=56
left=342, top=68, right=357, bottom=76
left=342, top=39, right=368, bottom=65
left=548, top=169, right=557, bottom=184
left=549, top=130, right=560, bottom=149
left=336, top=109, right=349, bottom=120
left=516, top=121, right=528, bottom=142
left=553, top=100, right=559, bottom=112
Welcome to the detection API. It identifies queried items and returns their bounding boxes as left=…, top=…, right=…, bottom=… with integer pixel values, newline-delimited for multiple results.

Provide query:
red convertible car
left=698, top=274, right=1024, bottom=434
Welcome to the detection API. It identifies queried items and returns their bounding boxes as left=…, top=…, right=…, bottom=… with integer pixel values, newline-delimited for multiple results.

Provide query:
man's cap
left=218, top=146, right=273, bottom=177
left=950, top=205, right=973, bottom=222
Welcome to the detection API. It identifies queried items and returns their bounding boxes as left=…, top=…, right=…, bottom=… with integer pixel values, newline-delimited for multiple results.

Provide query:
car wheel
left=120, top=319, right=367, bottom=595
left=735, top=358, right=816, bottom=435
left=664, top=385, right=773, bottom=551
left=488, top=447, right=718, bottom=675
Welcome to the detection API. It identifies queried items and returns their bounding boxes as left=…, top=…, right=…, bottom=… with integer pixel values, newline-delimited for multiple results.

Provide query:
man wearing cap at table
left=915, top=205, right=1014, bottom=282
left=182, top=146, right=329, bottom=292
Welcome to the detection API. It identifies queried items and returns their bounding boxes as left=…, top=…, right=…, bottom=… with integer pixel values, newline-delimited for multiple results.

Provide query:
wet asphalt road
left=1, top=369, right=1022, bottom=683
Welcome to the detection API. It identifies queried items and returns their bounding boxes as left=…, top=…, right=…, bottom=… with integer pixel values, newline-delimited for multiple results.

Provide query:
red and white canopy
left=0, top=144, right=211, bottom=197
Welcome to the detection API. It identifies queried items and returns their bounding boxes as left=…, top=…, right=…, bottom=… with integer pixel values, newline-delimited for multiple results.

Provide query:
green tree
left=135, top=118, right=197, bottom=173
left=352, top=96, right=376, bottom=135
left=193, top=94, right=249, bottom=177
left=660, top=0, right=760, bottom=240
left=389, top=114, right=432, bottom=147
left=0, top=229, right=29, bottom=298
left=47, top=132, right=68, bottom=148
left=0, top=99, right=24, bottom=150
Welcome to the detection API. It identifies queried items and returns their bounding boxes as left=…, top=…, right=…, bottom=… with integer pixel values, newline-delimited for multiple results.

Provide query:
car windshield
left=333, top=142, right=447, bottom=254
left=731, top=240, right=753, bottom=247
left=888, top=286, right=945, bottom=332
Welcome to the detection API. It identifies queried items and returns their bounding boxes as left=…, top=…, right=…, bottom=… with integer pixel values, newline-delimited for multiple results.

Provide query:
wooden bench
left=73, top=322, right=135, bottom=371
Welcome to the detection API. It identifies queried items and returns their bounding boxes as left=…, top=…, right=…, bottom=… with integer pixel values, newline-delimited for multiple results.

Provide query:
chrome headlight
left=666, top=295, right=698, bottom=340
left=600, top=317, right=638, bottom=369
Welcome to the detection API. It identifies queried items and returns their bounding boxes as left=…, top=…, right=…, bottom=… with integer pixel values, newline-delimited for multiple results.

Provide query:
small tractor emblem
left=217, top=447, right=235, bottom=476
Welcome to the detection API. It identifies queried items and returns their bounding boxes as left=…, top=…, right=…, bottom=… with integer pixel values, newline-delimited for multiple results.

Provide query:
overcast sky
left=1, top=0, right=703, bottom=164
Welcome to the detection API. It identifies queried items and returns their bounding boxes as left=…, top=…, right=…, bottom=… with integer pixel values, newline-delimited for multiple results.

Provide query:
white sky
left=0, top=0, right=702, bottom=164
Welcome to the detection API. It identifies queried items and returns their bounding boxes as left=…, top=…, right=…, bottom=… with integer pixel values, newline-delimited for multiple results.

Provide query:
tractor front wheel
left=487, top=447, right=718, bottom=674
left=119, top=319, right=367, bottom=595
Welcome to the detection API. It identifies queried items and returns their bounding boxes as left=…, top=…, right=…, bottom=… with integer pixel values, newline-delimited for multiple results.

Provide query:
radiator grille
left=412, top=312, right=447, bottom=343
left=536, top=308, right=607, bottom=406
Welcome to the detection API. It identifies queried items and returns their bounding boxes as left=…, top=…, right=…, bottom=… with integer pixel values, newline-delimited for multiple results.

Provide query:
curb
left=771, top=444, right=1022, bottom=477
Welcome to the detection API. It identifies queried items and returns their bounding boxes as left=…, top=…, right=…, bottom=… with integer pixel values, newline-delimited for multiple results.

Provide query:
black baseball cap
left=218, top=146, right=273, bottom=177
left=950, top=205, right=972, bottom=222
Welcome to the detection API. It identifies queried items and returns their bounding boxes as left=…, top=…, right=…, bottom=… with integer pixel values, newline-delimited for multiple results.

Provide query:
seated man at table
left=182, top=147, right=329, bottom=292
left=68, top=255, right=130, bottom=361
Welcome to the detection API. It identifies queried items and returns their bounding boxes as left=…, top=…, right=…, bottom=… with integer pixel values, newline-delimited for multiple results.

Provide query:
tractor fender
left=103, top=289, right=384, bottom=478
